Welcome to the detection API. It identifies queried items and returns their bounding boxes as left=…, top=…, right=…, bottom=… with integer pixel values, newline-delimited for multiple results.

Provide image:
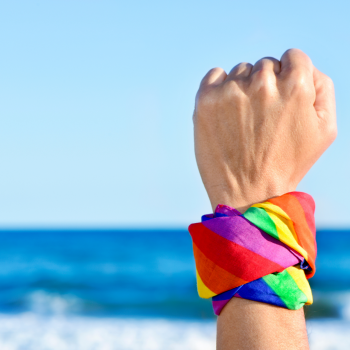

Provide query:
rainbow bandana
left=188, top=192, right=316, bottom=315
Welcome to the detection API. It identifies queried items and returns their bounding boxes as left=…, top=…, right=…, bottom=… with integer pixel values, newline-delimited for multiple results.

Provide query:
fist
left=193, top=49, right=337, bottom=212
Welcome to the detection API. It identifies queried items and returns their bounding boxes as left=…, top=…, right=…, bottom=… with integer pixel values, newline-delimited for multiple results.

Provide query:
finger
left=227, top=62, right=253, bottom=79
left=313, top=68, right=336, bottom=124
left=250, top=57, right=281, bottom=75
left=280, top=48, right=313, bottom=74
left=200, top=67, right=227, bottom=88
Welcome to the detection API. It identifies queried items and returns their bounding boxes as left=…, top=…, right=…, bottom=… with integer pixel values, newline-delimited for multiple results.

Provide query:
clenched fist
left=193, top=49, right=337, bottom=213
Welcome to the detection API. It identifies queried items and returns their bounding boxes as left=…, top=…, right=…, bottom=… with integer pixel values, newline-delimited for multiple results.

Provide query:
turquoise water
left=0, top=229, right=348, bottom=319
left=0, top=229, right=349, bottom=349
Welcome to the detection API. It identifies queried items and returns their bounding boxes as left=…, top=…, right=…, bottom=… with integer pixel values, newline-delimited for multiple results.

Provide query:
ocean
left=0, top=229, right=349, bottom=349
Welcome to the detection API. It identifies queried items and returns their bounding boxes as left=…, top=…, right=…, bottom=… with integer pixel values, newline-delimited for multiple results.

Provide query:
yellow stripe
left=286, top=266, right=313, bottom=305
left=252, top=202, right=309, bottom=261
left=196, top=269, right=217, bottom=298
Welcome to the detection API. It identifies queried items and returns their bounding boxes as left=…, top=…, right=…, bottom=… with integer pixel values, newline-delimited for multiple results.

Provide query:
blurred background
left=0, top=1, right=349, bottom=349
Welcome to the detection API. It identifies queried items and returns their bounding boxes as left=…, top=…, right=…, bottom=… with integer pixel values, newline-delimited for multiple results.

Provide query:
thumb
left=313, top=67, right=336, bottom=125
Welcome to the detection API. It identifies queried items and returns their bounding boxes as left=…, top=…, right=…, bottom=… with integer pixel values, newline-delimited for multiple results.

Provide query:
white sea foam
left=0, top=313, right=216, bottom=350
left=307, top=320, right=350, bottom=350
left=26, top=291, right=82, bottom=314
left=0, top=313, right=349, bottom=350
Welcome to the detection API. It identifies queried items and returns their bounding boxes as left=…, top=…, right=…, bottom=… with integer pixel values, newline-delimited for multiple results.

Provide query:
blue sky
left=0, top=0, right=349, bottom=228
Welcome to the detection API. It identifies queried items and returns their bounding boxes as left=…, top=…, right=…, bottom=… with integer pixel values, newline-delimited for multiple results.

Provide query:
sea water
left=0, top=229, right=348, bottom=349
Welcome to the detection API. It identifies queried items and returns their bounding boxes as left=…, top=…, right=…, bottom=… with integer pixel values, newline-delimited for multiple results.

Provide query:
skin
left=193, top=49, right=337, bottom=349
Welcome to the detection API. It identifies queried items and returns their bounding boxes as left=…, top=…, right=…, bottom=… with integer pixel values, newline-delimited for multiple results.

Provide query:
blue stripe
left=212, top=277, right=287, bottom=308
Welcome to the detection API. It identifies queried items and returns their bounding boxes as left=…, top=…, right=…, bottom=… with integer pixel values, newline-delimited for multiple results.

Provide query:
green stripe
left=262, top=270, right=308, bottom=310
left=243, top=207, right=280, bottom=241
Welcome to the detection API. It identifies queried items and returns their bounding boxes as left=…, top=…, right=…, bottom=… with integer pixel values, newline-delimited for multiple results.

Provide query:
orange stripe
left=193, top=242, right=247, bottom=294
left=267, top=194, right=316, bottom=276
left=290, top=192, right=316, bottom=236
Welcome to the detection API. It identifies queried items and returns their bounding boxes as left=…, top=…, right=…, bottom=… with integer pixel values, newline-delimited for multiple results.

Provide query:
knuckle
left=240, top=61, right=252, bottom=67
left=285, top=48, right=303, bottom=56
left=285, top=48, right=310, bottom=62
left=234, top=62, right=251, bottom=71
left=256, top=57, right=279, bottom=67
left=282, top=49, right=313, bottom=73
left=251, top=70, right=275, bottom=94
left=287, top=69, right=314, bottom=96
left=230, top=62, right=253, bottom=78
left=207, top=67, right=223, bottom=76
left=223, top=80, right=246, bottom=100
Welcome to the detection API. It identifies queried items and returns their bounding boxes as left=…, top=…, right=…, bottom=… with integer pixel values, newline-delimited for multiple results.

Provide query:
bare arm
left=217, top=298, right=308, bottom=350
left=193, top=49, right=336, bottom=349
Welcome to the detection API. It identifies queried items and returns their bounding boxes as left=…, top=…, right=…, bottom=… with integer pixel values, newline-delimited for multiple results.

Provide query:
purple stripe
left=212, top=299, right=230, bottom=315
left=214, top=204, right=241, bottom=217
left=202, top=216, right=301, bottom=268
left=212, top=292, right=242, bottom=315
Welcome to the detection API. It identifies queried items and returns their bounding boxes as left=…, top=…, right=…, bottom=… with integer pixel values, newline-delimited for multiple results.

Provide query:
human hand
left=193, top=49, right=337, bottom=213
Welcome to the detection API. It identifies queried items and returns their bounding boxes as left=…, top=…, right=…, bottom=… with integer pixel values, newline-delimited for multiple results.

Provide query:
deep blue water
left=0, top=229, right=348, bottom=319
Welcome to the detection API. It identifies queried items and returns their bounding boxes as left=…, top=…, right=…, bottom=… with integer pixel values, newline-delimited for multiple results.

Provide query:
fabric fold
left=188, top=191, right=316, bottom=315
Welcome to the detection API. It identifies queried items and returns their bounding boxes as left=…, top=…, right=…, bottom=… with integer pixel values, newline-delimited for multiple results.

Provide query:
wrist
left=207, top=181, right=297, bottom=213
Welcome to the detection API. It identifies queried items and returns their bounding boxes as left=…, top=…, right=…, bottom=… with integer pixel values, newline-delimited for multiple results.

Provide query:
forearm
left=217, top=296, right=309, bottom=350
left=213, top=191, right=309, bottom=349
left=192, top=49, right=336, bottom=350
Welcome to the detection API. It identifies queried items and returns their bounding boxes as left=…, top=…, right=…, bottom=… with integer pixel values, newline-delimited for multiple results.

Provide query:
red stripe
left=189, top=223, right=285, bottom=281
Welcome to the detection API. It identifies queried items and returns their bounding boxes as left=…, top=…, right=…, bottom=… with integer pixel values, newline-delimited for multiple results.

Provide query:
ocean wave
left=306, top=290, right=350, bottom=320
left=2, top=287, right=350, bottom=321
left=9, top=290, right=213, bottom=318
left=4, top=289, right=348, bottom=321
left=0, top=313, right=216, bottom=350
left=0, top=313, right=348, bottom=350
left=26, top=291, right=83, bottom=315
left=0, top=229, right=349, bottom=321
